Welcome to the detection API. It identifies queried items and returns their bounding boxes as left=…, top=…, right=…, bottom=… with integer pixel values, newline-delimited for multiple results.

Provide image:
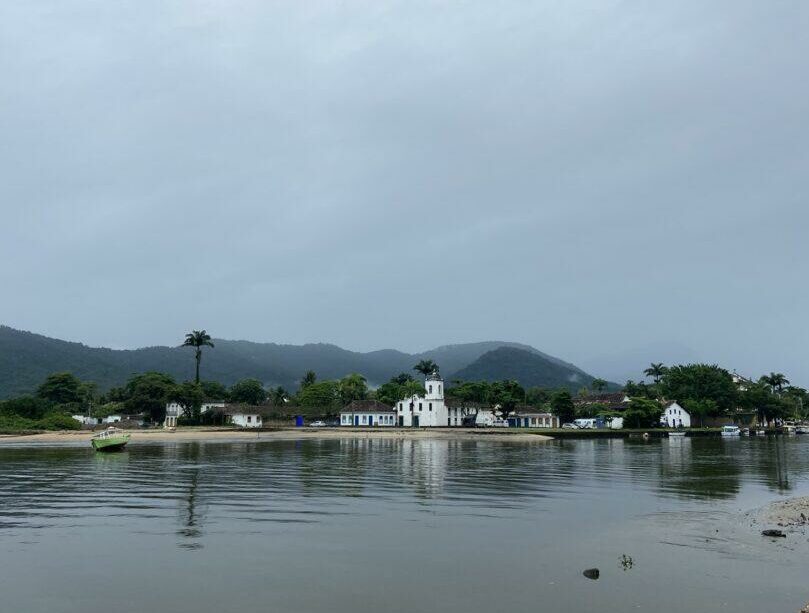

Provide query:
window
left=429, top=385, right=433, bottom=394
left=247, top=416, right=252, bottom=423
left=439, top=385, right=442, bottom=394
left=399, top=402, right=403, bottom=410
left=429, top=403, right=432, bottom=411
left=419, top=403, right=422, bottom=411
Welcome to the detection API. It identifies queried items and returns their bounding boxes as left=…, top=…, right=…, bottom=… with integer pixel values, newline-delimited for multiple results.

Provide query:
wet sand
left=747, top=496, right=809, bottom=532
left=0, top=427, right=552, bottom=445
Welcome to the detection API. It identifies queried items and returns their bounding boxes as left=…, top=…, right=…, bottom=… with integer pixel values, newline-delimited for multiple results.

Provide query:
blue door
left=354, top=415, right=359, bottom=426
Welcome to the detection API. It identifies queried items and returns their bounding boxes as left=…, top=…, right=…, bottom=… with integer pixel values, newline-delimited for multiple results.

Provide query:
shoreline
left=0, top=427, right=553, bottom=445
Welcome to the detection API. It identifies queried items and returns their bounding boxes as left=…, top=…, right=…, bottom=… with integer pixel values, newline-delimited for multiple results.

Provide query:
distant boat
left=721, top=425, right=741, bottom=437
left=783, top=424, right=797, bottom=435
left=668, top=431, right=686, bottom=437
left=91, top=427, right=130, bottom=452
left=756, top=429, right=766, bottom=436
left=797, top=425, right=809, bottom=435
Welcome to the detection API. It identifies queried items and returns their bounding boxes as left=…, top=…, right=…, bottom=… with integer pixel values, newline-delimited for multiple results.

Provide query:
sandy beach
left=0, top=427, right=552, bottom=445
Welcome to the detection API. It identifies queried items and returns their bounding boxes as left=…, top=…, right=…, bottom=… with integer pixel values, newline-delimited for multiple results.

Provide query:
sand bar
left=0, top=427, right=552, bottom=445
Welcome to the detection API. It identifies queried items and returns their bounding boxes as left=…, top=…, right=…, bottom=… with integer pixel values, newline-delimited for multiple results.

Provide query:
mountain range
left=0, top=325, right=610, bottom=399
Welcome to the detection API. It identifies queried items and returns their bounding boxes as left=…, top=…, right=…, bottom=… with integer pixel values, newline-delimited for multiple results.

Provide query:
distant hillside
left=0, top=326, right=607, bottom=398
left=449, top=346, right=608, bottom=391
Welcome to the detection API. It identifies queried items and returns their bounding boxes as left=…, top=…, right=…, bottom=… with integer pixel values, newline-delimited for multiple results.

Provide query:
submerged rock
left=761, top=529, right=786, bottom=538
left=582, top=568, right=600, bottom=580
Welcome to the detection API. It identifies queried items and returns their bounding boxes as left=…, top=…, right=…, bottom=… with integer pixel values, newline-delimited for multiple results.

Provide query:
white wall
left=340, top=413, right=396, bottom=426
left=660, top=402, right=691, bottom=428
left=230, top=413, right=262, bottom=428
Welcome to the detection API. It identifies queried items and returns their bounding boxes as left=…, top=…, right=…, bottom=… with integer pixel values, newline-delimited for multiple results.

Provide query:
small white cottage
left=660, top=401, right=691, bottom=428
left=164, top=400, right=227, bottom=428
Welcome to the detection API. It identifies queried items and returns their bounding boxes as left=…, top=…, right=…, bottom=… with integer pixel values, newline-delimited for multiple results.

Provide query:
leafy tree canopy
left=229, top=378, right=267, bottom=406
left=661, top=364, right=738, bottom=412
left=37, top=372, right=82, bottom=405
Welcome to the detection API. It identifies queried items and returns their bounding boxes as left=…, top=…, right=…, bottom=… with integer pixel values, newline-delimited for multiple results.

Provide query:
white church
left=395, top=372, right=448, bottom=427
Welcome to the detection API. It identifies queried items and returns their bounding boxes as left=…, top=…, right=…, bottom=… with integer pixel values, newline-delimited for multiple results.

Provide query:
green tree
left=681, top=398, right=718, bottom=428
left=229, top=379, right=267, bottom=405
left=644, top=363, right=668, bottom=384
left=661, top=364, right=738, bottom=413
left=760, top=372, right=790, bottom=394
left=623, top=397, right=662, bottom=428
left=0, top=396, right=51, bottom=420
left=525, top=386, right=550, bottom=407
left=300, top=371, right=317, bottom=389
left=550, top=390, right=575, bottom=424
left=272, top=386, right=288, bottom=406
left=297, top=380, right=339, bottom=410
left=181, top=330, right=214, bottom=384
left=489, top=380, right=525, bottom=417
left=123, top=371, right=177, bottom=422
left=401, top=380, right=426, bottom=399
left=739, top=382, right=788, bottom=425
left=338, top=373, right=368, bottom=405
left=413, top=359, right=439, bottom=376
left=37, top=372, right=83, bottom=405
left=393, top=373, right=414, bottom=385
left=591, top=378, right=607, bottom=392
left=375, top=381, right=404, bottom=406
left=170, top=381, right=205, bottom=420
left=200, top=380, right=229, bottom=401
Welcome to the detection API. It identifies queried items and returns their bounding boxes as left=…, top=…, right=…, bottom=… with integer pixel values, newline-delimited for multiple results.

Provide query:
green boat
left=91, top=427, right=130, bottom=452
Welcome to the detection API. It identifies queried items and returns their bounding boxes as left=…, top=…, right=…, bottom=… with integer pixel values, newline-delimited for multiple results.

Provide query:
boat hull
left=91, top=436, right=130, bottom=452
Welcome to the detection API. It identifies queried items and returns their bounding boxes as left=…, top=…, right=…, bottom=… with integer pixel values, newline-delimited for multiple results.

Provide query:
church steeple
left=425, top=371, right=443, bottom=400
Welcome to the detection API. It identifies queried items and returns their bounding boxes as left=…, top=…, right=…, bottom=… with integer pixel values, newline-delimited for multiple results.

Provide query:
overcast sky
left=1, top=1, right=807, bottom=383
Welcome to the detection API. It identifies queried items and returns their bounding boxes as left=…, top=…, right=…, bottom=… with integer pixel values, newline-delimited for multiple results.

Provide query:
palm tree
left=591, top=378, right=607, bottom=392
left=301, top=371, right=317, bottom=389
left=761, top=372, right=789, bottom=394
left=272, top=386, right=288, bottom=406
left=181, top=330, right=214, bottom=384
left=413, top=359, right=438, bottom=376
left=643, top=363, right=667, bottom=384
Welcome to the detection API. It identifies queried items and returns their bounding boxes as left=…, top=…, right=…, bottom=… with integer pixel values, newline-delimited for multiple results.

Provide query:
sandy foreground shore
left=0, top=427, right=552, bottom=445
left=747, top=496, right=809, bottom=532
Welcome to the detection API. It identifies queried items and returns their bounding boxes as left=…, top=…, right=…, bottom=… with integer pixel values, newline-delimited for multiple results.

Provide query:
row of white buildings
left=340, top=372, right=561, bottom=429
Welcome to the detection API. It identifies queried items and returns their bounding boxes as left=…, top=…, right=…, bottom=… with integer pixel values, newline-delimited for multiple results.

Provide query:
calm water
left=1, top=436, right=808, bottom=612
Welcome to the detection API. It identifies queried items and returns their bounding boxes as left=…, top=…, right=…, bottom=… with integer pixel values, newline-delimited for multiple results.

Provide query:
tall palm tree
left=762, top=372, right=790, bottom=394
left=413, top=359, right=439, bottom=376
left=643, top=363, right=667, bottom=384
left=182, top=330, right=214, bottom=384
left=591, top=378, right=607, bottom=392
left=301, top=371, right=317, bottom=389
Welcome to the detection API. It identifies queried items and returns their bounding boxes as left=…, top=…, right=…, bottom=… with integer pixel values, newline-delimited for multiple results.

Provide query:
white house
left=510, top=411, right=561, bottom=428
left=661, top=401, right=691, bottom=428
left=164, top=400, right=226, bottom=428
left=395, top=372, right=448, bottom=427
left=340, top=400, right=397, bottom=426
left=225, top=409, right=262, bottom=428
left=72, top=414, right=100, bottom=426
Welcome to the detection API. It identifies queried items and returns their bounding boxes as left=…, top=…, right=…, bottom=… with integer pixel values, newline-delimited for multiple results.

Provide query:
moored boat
left=91, top=427, right=130, bottom=452
left=668, top=431, right=686, bottom=437
left=797, top=425, right=809, bottom=435
left=721, top=425, right=741, bottom=437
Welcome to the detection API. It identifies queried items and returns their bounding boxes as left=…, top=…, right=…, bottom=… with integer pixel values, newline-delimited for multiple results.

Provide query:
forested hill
left=451, top=346, right=612, bottom=390
left=0, top=326, right=606, bottom=398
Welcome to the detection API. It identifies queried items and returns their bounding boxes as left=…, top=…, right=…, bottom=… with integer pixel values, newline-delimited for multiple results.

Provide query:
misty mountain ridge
left=0, top=326, right=608, bottom=399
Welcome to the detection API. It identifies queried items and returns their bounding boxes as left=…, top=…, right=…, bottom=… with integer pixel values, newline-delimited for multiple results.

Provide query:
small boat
left=797, top=425, right=809, bottom=435
left=91, top=427, right=130, bottom=452
left=721, top=425, right=741, bottom=437
left=668, top=431, right=686, bottom=437
left=783, top=424, right=797, bottom=435
left=756, top=429, right=766, bottom=436
left=741, top=428, right=751, bottom=436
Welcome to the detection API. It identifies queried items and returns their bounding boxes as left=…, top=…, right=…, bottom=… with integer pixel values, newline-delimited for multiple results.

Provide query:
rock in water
left=583, top=568, right=600, bottom=580
left=761, top=529, right=786, bottom=538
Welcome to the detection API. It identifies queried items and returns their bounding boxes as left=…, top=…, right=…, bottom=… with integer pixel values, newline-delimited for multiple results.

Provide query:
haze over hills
left=0, top=326, right=610, bottom=399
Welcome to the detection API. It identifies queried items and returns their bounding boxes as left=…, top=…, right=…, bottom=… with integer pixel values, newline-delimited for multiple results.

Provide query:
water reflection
left=0, top=437, right=808, bottom=545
